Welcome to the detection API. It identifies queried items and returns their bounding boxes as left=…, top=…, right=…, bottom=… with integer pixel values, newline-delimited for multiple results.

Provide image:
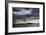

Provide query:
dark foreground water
left=13, top=23, right=39, bottom=28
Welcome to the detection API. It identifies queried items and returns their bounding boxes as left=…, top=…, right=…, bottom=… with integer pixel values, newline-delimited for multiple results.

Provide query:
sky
left=13, top=9, right=32, bottom=15
left=13, top=7, right=39, bottom=19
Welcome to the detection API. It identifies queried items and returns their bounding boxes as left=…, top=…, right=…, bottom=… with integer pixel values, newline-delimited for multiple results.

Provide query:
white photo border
left=8, top=2, right=44, bottom=33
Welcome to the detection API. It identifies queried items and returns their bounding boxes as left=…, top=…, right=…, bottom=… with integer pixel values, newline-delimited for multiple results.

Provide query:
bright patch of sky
left=13, top=9, right=32, bottom=15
